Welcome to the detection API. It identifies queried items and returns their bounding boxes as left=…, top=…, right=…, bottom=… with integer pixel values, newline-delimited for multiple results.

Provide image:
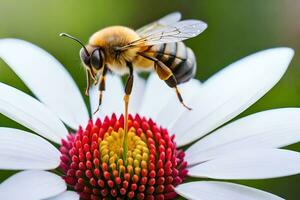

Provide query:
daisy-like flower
left=0, top=38, right=300, bottom=200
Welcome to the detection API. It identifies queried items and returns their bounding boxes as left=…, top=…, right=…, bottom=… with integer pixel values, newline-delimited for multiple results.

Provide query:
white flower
left=0, top=38, right=299, bottom=200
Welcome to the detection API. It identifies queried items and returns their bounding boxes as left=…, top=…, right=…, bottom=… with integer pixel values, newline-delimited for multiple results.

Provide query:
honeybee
left=60, top=12, right=207, bottom=117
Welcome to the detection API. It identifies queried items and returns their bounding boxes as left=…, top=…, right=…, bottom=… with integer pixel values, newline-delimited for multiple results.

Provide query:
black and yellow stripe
left=148, top=42, right=196, bottom=85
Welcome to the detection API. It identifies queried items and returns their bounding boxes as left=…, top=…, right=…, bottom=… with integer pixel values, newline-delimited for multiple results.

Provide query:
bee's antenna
left=59, top=33, right=90, bottom=56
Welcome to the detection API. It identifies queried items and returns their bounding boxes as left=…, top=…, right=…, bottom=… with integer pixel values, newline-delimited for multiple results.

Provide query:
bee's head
left=80, top=47, right=104, bottom=71
left=60, top=32, right=104, bottom=71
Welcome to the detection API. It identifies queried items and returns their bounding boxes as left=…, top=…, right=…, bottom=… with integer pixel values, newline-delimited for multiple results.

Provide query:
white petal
left=130, top=73, right=146, bottom=115
left=138, top=73, right=172, bottom=120
left=175, top=181, right=283, bottom=200
left=156, top=79, right=201, bottom=128
left=0, top=128, right=60, bottom=170
left=188, top=149, right=300, bottom=180
left=186, top=108, right=300, bottom=165
left=46, top=191, right=79, bottom=200
left=0, top=39, right=89, bottom=129
left=0, top=170, right=66, bottom=200
left=171, top=48, right=294, bottom=146
left=0, top=83, right=68, bottom=143
left=90, top=74, right=124, bottom=120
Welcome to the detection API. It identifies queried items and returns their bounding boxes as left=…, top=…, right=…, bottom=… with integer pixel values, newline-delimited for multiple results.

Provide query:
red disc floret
left=59, top=114, right=188, bottom=200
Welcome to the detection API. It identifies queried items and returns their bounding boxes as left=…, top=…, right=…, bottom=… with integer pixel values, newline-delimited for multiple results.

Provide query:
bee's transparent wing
left=121, top=20, right=207, bottom=50
left=136, top=12, right=182, bottom=36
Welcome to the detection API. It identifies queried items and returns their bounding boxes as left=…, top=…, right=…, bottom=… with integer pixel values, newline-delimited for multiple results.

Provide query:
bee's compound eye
left=91, top=49, right=103, bottom=70
left=80, top=48, right=90, bottom=66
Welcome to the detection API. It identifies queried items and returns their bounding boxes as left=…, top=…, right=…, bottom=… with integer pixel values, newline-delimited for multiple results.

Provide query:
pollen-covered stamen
left=99, top=128, right=149, bottom=176
left=59, top=114, right=188, bottom=200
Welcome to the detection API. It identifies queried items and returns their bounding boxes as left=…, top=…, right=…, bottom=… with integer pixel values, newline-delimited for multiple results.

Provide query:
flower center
left=100, top=128, right=149, bottom=174
left=59, top=114, right=187, bottom=200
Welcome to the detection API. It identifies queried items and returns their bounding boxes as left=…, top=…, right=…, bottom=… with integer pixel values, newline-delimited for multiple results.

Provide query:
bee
left=60, top=12, right=207, bottom=116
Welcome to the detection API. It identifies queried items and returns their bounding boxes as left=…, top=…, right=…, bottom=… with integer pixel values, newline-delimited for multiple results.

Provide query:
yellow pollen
left=99, top=127, right=149, bottom=174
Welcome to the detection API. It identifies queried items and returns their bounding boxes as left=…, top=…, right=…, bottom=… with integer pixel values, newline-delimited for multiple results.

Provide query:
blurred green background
left=0, top=0, right=300, bottom=199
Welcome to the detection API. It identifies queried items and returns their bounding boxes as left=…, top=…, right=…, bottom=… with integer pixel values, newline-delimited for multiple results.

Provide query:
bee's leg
left=122, top=62, right=134, bottom=164
left=138, top=53, right=191, bottom=110
left=93, top=71, right=99, bottom=86
left=86, top=65, right=97, bottom=82
left=165, top=74, right=192, bottom=111
left=124, top=62, right=134, bottom=98
left=85, top=69, right=91, bottom=96
left=175, top=85, right=192, bottom=110
left=93, top=66, right=108, bottom=115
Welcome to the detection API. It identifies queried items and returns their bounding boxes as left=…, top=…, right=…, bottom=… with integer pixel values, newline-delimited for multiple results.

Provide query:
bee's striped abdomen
left=149, top=42, right=196, bottom=85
